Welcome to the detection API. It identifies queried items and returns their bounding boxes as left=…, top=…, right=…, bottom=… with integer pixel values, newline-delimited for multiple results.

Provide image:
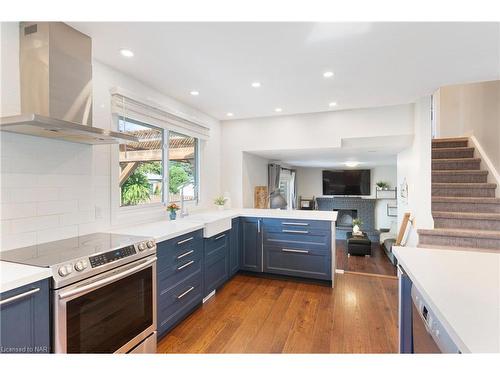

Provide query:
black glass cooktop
left=0, top=233, right=151, bottom=267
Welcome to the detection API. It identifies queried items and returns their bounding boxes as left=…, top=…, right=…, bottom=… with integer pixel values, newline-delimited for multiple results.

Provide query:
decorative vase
left=353, top=224, right=360, bottom=234
left=217, top=205, right=224, bottom=211
left=169, top=210, right=177, bottom=220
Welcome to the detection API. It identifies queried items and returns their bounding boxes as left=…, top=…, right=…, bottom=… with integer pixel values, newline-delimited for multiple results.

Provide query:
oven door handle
left=58, top=257, right=157, bottom=300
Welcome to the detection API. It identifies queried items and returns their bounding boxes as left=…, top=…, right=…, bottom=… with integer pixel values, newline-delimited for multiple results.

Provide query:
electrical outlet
left=94, top=205, right=103, bottom=219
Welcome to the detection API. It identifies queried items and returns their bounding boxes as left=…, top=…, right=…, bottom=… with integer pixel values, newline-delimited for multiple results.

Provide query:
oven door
left=53, top=255, right=157, bottom=353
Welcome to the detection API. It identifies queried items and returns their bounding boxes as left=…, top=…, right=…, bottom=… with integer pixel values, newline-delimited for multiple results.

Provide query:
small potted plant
left=376, top=181, right=390, bottom=190
left=352, top=218, right=363, bottom=235
left=166, top=203, right=179, bottom=220
left=214, top=196, right=227, bottom=210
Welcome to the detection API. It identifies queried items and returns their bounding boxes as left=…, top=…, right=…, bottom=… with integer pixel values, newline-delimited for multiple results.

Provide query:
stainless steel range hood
left=0, top=22, right=137, bottom=145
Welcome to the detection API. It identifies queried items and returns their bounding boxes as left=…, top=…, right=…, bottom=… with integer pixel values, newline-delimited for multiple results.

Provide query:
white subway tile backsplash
left=37, top=200, right=78, bottom=216
left=60, top=210, right=94, bottom=226
left=10, top=215, right=60, bottom=234
left=0, top=202, right=37, bottom=219
left=37, top=225, right=78, bottom=244
left=1, top=231, right=37, bottom=251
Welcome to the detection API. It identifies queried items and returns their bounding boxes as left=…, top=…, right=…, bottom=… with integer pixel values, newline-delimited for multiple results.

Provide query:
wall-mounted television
left=322, top=170, right=371, bottom=196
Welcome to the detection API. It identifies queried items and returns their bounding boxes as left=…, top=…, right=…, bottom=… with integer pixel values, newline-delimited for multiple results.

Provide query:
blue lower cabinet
left=263, top=245, right=331, bottom=280
left=240, top=217, right=262, bottom=272
left=229, top=218, right=240, bottom=276
left=156, top=230, right=204, bottom=338
left=0, top=279, right=51, bottom=354
left=204, top=231, right=229, bottom=295
left=157, top=270, right=203, bottom=338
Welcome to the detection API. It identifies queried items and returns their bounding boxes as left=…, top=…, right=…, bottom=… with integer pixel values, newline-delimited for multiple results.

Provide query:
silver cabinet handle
left=177, top=286, right=195, bottom=299
left=282, top=222, right=309, bottom=226
left=177, top=236, right=194, bottom=245
left=177, top=250, right=194, bottom=259
left=282, top=248, right=309, bottom=254
left=282, top=229, right=309, bottom=234
left=0, top=288, right=40, bottom=306
left=214, top=234, right=226, bottom=240
left=257, top=219, right=261, bottom=233
left=177, top=260, right=195, bottom=270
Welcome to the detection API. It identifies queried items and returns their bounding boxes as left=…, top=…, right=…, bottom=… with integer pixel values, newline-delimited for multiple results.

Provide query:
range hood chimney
left=0, top=22, right=137, bottom=145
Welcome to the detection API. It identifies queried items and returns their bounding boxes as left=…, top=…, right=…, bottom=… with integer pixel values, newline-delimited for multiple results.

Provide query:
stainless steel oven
left=53, top=255, right=157, bottom=353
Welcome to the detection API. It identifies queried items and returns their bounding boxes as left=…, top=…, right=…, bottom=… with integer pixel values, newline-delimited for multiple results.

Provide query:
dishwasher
left=399, top=265, right=461, bottom=353
left=411, top=285, right=461, bottom=353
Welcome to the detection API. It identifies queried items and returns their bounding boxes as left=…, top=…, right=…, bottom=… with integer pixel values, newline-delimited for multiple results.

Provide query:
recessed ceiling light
left=274, top=108, right=282, bottom=113
left=251, top=82, right=261, bottom=88
left=226, top=112, right=234, bottom=117
left=120, top=49, right=134, bottom=58
left=190, top=90, right=199, bottom=96
left=329, top=102, right=337, bottom=107
left=323, top=71, right=334, bottom=78
left=345, top=161, right=360, bottom=168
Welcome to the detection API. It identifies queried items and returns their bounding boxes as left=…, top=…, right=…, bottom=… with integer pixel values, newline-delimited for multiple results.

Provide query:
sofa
left=380, top=221, right=398, bottom=265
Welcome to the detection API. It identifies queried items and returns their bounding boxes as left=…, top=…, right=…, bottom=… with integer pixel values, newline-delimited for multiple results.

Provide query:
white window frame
left=111, top=114, right=200, bottom=226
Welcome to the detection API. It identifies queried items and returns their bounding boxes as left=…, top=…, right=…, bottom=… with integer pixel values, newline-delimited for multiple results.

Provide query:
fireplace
left=316, top=197, right=379, bottom=242
left=337, top=209, right=358, bottom=229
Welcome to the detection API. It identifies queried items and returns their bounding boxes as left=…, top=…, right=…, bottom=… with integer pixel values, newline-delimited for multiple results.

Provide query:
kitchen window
left=167, top=131, right=198, bottom=203
left=118, top=118, right=198, bottom=207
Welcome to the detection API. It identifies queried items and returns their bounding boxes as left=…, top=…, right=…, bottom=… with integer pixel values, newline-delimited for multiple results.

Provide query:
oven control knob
left=58, top=264, right=73, bottom=277
left=138, top=242, right=147, bottom=251
left=146, top=240, right=155, bottom=249
left=75, top=260, right=88, bottom=272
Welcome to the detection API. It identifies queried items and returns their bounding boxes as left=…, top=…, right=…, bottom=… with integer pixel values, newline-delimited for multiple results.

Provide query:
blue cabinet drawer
left=0, top=279, right=50, bottom=353
left=157, top=237, right=203, bottom=273
left=205, top=231, right=229, bottom=252
left=157, top=270, right=203, bottom=337
left=157, top=254, right=202, bottom=295
left=263, top=225, right=331, bottom=253
left=262, top=218, right=331, bottom=231
left=263, top=245, right=331, bottom=280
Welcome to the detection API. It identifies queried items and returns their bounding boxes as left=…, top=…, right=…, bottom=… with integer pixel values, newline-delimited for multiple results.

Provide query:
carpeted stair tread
left=432, top=196, right=500, bottom=203
left=418, top=228, right=500, bottom=239
left=432, top=211, right=500, bottom=220
left=416, top=244, right=499, bottom=253
left=432, top=182, right=497, bottom=188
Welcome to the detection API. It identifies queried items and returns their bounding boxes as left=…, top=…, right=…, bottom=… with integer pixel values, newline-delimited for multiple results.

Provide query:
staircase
left=418, top=137, right=500, bottom=251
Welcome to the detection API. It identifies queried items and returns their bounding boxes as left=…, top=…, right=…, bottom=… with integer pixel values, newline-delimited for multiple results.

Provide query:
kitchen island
left=394, top=246, right=500, bottom=353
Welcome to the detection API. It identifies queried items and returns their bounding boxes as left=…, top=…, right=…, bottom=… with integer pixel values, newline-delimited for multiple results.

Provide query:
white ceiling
left=248, top=135, right=412, bottom=168
left=70, top=22, right=500, bottom=120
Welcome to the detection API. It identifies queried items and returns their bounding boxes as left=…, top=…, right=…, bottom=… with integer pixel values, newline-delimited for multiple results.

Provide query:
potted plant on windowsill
left=167, top=203, right=180, bottom=220
left=214, top=196, right=227, bottom=210
left=376, top=181, right=390, bottom=190
left=352, top=218, right=363, bottom=236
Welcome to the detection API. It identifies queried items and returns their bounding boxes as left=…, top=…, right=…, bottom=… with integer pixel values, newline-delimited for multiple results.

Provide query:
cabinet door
left=0, top=279, right=50, bottom=354
left=229, top=217, right=240, bottom=276
left=240, top=217, right=262, bottom=272
left=204, top=232, right=229, bottom=295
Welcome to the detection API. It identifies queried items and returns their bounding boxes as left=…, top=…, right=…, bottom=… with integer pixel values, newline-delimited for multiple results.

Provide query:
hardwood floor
left=335, top=240, right=397, bottom=277
left=157, top=272, right=399, bottom=353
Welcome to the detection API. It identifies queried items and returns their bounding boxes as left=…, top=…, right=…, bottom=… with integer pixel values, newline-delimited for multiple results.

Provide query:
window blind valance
left=111, top=88, right=210, bottom=140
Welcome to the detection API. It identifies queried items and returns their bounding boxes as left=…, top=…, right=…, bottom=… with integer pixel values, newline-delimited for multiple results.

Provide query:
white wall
left=397, top=96, right=434, bottom=247
left=0, top=22, right=221, bottom=250
left=241, top=152, right=269, bottom=208
left=295, top=165, right=398, bottom=229
left=435, top=80, right=500, bottom=179
left=221, top=104, right=414, bottom=208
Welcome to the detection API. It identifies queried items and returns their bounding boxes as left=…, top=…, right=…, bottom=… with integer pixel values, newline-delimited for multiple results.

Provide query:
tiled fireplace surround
left=316, top=197, right=379, bottom=242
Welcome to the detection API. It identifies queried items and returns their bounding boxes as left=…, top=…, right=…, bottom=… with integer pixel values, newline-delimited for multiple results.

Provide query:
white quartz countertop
left=393, top=246, right=500, bottom=353
left=0, top=261, right=52, bottom=294
left=111, top=209, right=337, bottom=243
